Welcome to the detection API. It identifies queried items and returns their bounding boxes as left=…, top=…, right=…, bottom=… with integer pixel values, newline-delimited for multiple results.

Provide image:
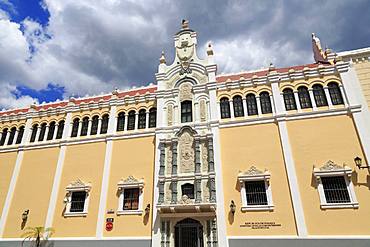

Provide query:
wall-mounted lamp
left=145, top=204, right=151, bottom=214
left=354, top=156, right=370, bottom=170
left=22, top=209, right=29, bottom=222
left=230, top=200, right=236, bottom=214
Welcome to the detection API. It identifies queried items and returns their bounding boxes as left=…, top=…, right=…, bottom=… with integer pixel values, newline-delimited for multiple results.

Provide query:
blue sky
left=0, top=0, right=369, bottom=109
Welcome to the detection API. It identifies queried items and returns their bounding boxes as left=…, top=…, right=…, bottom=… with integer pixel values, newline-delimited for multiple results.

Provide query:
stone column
left=97, top=118, right=102, bottom=135
left=195, top=138, right=201, bottom=174
left=35, top=126, right=42, bottom=142
left=77, top=120, right=82, bottom=137
left=52, top=124, right=58, bottom=140
left=195, top=179, right=202, bottom=203
left=4, top=130, right=10, bottom=145
left=242, top=98, right=248, bottom=117
left=324, top=86, right=334, bottom=109
left=145, top=111, right=150, bottom=129
left=87, top=119, right=92, bottom=136
left=171, top=140, right=178, bottom=175
left=171, top=181, right=177, bottom=204
left=134, top=113, right=139, bottom=130
left=294, top=91, right=302, bottom=112
left=339, top=85, right=349, bottom=107
left=212, top=219, right=218, bottom=246
left=159, top=142, right=165, bottom=176
left=207, top=138, right=215, bottom=173
left=209, top=177, right=216, bottom=203
left=256, top=96, right=262, bottom=117
left=229, top=100, right=235, bottom=119
left=158, top=181, right=165, bottom=204
left=308, top=89, right=318, bottom=111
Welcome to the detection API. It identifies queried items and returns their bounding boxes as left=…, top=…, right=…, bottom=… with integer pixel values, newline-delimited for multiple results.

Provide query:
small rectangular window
left=123, top=188, right=139, bottom=210
left=245, top=181, right=268, bottom=206
left=70, top=191, right=87, bottom=212
left=181, top=101, right=192, bottom=123
left=321, top=176, right=350, bottom=204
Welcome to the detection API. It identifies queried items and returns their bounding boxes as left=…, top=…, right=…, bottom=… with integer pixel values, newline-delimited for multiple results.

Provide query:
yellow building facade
left=1, top=21, right=370, bottom=247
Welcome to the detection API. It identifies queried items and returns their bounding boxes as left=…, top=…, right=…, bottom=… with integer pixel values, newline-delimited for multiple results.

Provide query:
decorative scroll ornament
left=179, top=195, right=192, bottom=204
left=238, top=166, right=270, bottom=183
left=179, top=83, right=193, bottom=102
left=66, top=179, right=91, bottom=192
left=118, top=175, right=144, bottom=188
left=240, top=166, right=264, bottom=176
left=319, top=160, right=344, bottom=171
left=123, top=175, right=139, bottom=183
left=179, top=130, right=195, bottom=173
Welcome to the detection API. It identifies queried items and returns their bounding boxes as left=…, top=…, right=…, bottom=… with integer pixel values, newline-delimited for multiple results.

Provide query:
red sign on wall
left=106, top=222, right=113, bottom=231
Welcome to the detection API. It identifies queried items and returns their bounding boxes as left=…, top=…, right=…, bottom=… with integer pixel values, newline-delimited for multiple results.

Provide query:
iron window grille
left=47, top=122, right=55, bottom=140
left=138, top=110, right=146, bottom=129
left=7, top=127, right=16, bottom=145
left=246, top=94, right=258, bottom=115
left=283, top=89, right=297, bottom=111
left=30, top=125, right=38, bottom=142
left=90, top=116, right=99, bottom=135
left=321, top=176, right=351, bottom=204
left=233, top=96, right=244, bottom=117
left=328, top=82, right=344, bottom=105
left=56, top=121, right=64, bottom=139
left=16, top=126, right=24, bottom=144
left=181, top=183, right=195, bottom=199
left=71, top=119, right=79, bottom=137
left=38, top=123, right=47, bottom=141
left=123, top=188, right=140, bottom=210
left=116, top=112, right=125, bottom=131
left=70, top=191, right=87, bottom=213
left=245, top=181, right=268, bottom=206
left=260, top=92, right=272, bottom=114
left=100, top=114, right=109, bottom=134
left=313, top=84, right=328, bottom=107
left=127, top=111, right=136, bottom=130
left=298, top=86, right=312, bottom=109
left=149, top=108, right=157, bottom=128
left=80, top=117, right=89, bottom=136
left=220, top=97, right=231, bottom=119
left=181, top=101, right=193, bottom=123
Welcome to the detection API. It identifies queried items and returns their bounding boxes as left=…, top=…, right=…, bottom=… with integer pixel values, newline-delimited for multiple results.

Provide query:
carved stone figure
left=179, top=195, right=192, bottom=204
left=179, top=130, right=194, bottom=173
left=179, top=83, right=193, bottom=102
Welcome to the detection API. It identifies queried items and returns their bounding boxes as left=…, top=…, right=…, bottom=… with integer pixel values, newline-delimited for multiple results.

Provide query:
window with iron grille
left=30, top=125, right=38, bottom=142
left=116, top=112, right=125, bottom=131
left=181, top=183, right=195, bottom=199
left=138, top=109, right=146, bottom=129
left=245, top=181, right=268, bottom=206
left=0, top=129, right=7, bottom=146
left=260, top=92, right=272, bottom=114
left=246, top=94, right=258, bottom=115
left=328, top=82, right=344, bottom=105
left=71, top=119, right=79, bottom=137
left=123, top=188, right=139, bottom=210
left=181, top=101, right=192, bottom=123
left=47, top=122, right=55, bottom=140
left=38, top=123, right=47, bottom=141
left=321, top=176, right=351, bottom=204
left=127, top=111, right=136, bottom=130
left=100, top=114, right=109, bottom=134
left=298, top=86, right=312, bottom=109
left=16, top=126, right=24, bottom=144
left=90, top=116, right=99, bottom=135
left=313, top=84, right=328, bottom=107
left=149, top=108, right=157, bottom=128
left=220, top=97, right=231, bottom=119
left=70, top=191, right=87, bottom=213
left=233, top=96, right=244, bottom=117
left=283, top=88, right=297, bottom=111
left=80, top=117, right=89, bottom=136
left=7, top=127, right=16, bottom=145
left=56, top=120, right=64, bottom=139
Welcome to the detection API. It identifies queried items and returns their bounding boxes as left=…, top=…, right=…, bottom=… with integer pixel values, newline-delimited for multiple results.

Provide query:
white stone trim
left=116, top=176, right=144, bottom=215
left=238, top=166, right=274, bottom=211
left=313, top=161, right=358, bottom=209
left=64, top=179, right=91, bottom=217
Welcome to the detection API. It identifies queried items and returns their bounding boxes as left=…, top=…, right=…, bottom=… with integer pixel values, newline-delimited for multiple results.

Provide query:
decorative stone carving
left=179, top=130, right=195, bottom=173
left=203, top=180, right=210, bottom=202
left=167, top=105, right=173, bottom=126
left=165, top=183, right=172, bottom=203
left=313, top=160, right=352, bottom=179
left=319, top=160, right=344, bottom=171
left=118, top=175, right=144, bottom=188
left=238, top=166, right=270, bottom=183
left=179, top=83, right=193, bottom=102
left=179, top=195, right=192, bottom=204
left=240, top=166, right=264, bottom=176
left=201, top=143, right=208, bottom=172
left=200, top=100, right=207, bottom=122
left=66, top=179, right=91, bottom=192
left=166, top=146, right=172, bottom=175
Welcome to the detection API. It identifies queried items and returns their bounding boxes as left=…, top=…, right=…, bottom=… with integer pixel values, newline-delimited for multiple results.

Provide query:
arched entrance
left=175, top=218, right=204, bottom=247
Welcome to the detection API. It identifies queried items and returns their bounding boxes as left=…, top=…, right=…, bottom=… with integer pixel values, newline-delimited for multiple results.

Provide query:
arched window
left=116, top=112, right=125, bottom=131
left=16, top=126, right=24, bottom=144
left=100, top=114, right=109, bottom=134
left=260, top=92, right=272, bottom=114
left=149, top=108, right=157, bottom=128
left=47, top=121, right=56, bottom=140
left=181, top=101, right=192, bottom=123
left=283, top=88, right=297, bottom=111
left=127, top=111, right=136, bottom=130
left=312, top=84, right=328, bottom=107
left=298, top=86, right=312, bottom=109
left=246, top=94, right=258, bottom=115
left=233, top=96, right=244, bottom=117
left=90, top=115, right=99, bottom=135
left=138, top=109, right=146, bottom=129
left=71, top=118, right=79, bottom=137
left=56, top=120, right=64, bottom=139
left=181, top=183, right=195, bottom=199
left=328, top=82, right=344, bottom=105
left=30, top=124, right=38, bottom=142
left=0, top=128, right=7, bottom=146
left=7, top=127, right=16, bottom=145
left=38, top=123, right=47, bottom=141
left=220, top=97, right=231, bottom=119
left=80, top=117, right=89, bottom=136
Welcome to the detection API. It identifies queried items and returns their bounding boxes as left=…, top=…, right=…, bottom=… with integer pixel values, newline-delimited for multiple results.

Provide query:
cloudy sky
left=0, top=0, right=369, bottom=109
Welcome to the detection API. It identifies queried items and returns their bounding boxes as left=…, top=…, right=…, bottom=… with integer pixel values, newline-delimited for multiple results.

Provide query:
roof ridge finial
left=181, top=19, right=189, bottom=29
left=207, top=42, right=214, bottom=56
left=160, top=51, right=166, bottom=64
